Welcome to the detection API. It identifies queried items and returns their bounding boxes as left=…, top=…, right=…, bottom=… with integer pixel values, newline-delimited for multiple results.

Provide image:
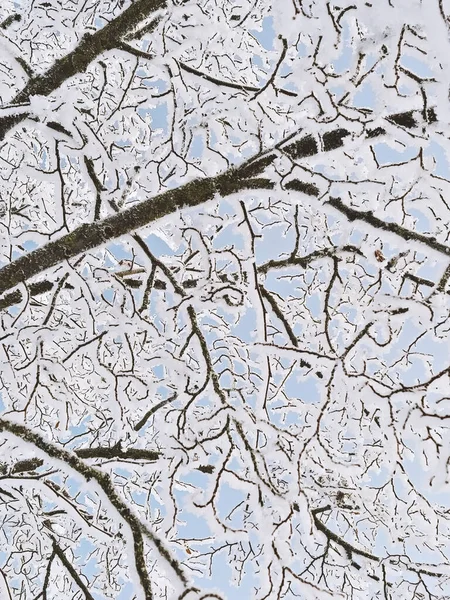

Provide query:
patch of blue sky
left=363, top=464, right=391, bottom=487
left=241, top=389, right=257, bottom=412
left=341, top=439, right=357, bottom=455
left=398, top=83, right=415, bottom=96
left=296, top=38, right=309, bottom=58
left=286, top=307, right=304, bottom=332
left=424, top=140, right=450, bottom=178
left=353, top=82, right=376, bottom=109
left=305, top=291, right=321, bottom=318
left=219, top=370, right=234, bottom=389
left=117, top=582, right=135, bottom=600
left=332, top=22, right=352, bottom=74
left=339, top=304, right=358, bottom=324
left=75, top=538, right=97, bottom=563
left=255, top=224, right=293, bottom=263
left=147, top=487, right=167, bottom=518
left=373, top=525, right=392, bottom=557
left=189, top=133, right=204, bottom=160
left=229, top=142, right=256, bottom=163
left=181, top=469, right=214, bottom=490
left=383, top=334, right=429, bottom=386
left=22, top=239, right=38, bottom=251
left=131, top=489, right=147, bottom=506
left=250, top=16, right=275, bottom=51
left=193, top=397, right=215, bottom=411
left=213, top=222, right=245, bottom=251
left=284, top=373, right=321, bottom=404
left=264, top=270, right=302, bottom=299
left=217, top=198, right=236, bottom=216
left=408, top=207, right=430, bottom=233
left=406, top=542, right=444, bottom=565
left=40, top=147, right=48, bottom=170
left=364, top=54, right=379, bottom=71
left=144, top=232, right=175, bottom=256
left=314, top=163, right=345, bottom=180
left=372, top=142, right=418, bottom=166
left=252, top=55, right=264, bottom=69
left=270, top=370, right=289, bottom=389
left=226, top=456, right=243, bottom=474
left=216, top=482, right=246, bottom=523
left=209, top=128, right=219, bottom=148
left=281, top=407, right=305, bottom=427
left=102, top=288, right=115, bottom=304
left=63, top=417, right=91, bottom=441
left=75, top=548, right=102, bottom=583
left=400, top=55, right=435, bottom=79
left=139, top=75, right=167, bottom=92
left=113, top=466, right=133, bottom=480
left=173, top=498, right=212, bottom=539
left=278, top=63, right=295, bottom=88
left=107, top=238, right=149, bottom=264
left=65, top=476, right=83, bottom=497
left=114, top=138, right=132, bottom=148
left=329, top=84, right=346, bottom=102
left=409, top=335, right=448, bottom=372
left=151, top=363, right=164, bottom=379
left=137, top=103, right=168, bottom=133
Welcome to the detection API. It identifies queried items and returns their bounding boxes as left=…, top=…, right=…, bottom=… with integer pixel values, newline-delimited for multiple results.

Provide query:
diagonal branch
left=0, top=417, right=188, bottom=596
left=327, top=197, right=450, bottom=259
left=0, top=112, right=441, bottom=299
left=0, top=0, right=167, bottom=139
left=51, top=538, right=95, bottom=600
left=260, top=285, right=298, bottom=347
left=312, top=505, right=446, bottom=578
left=0, top=161, right=273, bottom=296
left=176, top=60, right=297, bottom=97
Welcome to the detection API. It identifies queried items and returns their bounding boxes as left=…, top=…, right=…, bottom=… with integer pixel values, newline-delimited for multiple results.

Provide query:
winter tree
left=0, top=0, right=449, bottom=598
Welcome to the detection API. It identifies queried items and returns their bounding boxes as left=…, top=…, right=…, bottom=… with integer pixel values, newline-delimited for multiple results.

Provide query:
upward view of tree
left=0, top=0, right=450, bottom=598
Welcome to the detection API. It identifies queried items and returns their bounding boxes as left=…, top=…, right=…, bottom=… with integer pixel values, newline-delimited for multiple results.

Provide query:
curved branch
left=0, top=418, right=188, bottom=594
left=0, top=0, right=167, bottom=139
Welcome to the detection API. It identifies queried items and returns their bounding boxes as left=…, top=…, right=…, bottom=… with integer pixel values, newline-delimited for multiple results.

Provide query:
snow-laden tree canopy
left=0, top=0, right=449, bottom=598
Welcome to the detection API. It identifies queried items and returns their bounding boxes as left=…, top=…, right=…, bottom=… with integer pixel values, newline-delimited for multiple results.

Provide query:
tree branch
left=0, top=0, right=167, bottom=139
left=0, top=114, right=440, bottom=298
left=327, top=197, right=450, bottom=258
left=51, top=538, right=95, bottom=600
left=0, top=418, right=188, bottom=594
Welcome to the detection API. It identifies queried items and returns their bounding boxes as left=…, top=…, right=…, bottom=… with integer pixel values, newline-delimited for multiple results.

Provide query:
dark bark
left=327, top=197, right=450, bottom=258
left=0, top=0, right=167, bottom=140
left=0, top=110, right=439, bottom=299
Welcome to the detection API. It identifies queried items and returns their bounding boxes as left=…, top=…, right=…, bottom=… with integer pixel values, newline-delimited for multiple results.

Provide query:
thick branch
left=0, top=161, right=269, bottom=295
left=75, top=445, right=160, bottom=462
left=0, top=418, right=188, bottom=592
left=51, top=539, right=95, bottom=600
left=0, top=116, right=441, bottom=298
left=327, top=197, right=450, bottom=258
left=0, top=0, right=167, bottom=139
left=312, top=506, right=445, bottom=578
left=312, top=506, right=379, bottom=561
